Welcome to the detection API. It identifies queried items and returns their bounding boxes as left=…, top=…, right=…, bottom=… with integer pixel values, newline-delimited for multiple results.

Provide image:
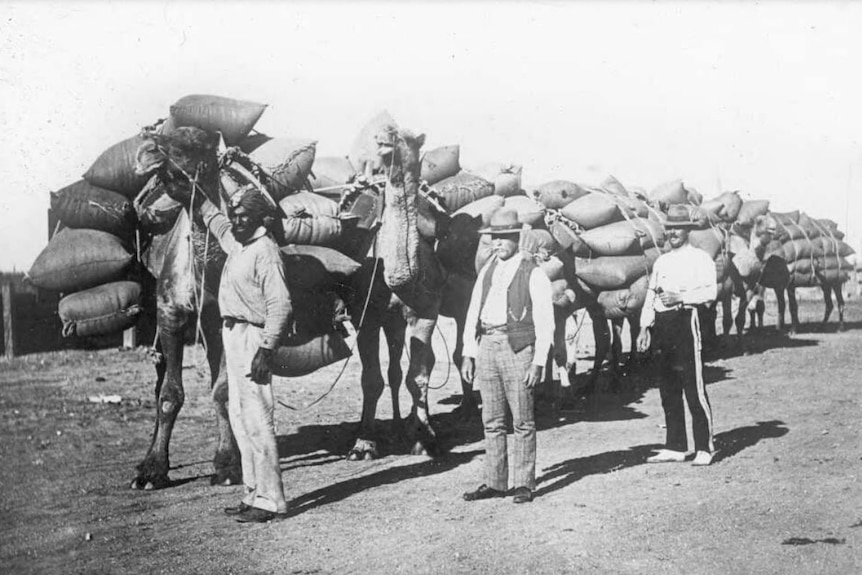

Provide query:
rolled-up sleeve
left=257, top=247, right=292, bottom=350
left=200, top=199, right=239, bottom=254
left=461, top=264, right=490, bottom=360
left=639, top=267, right=660, bottom=329
left=529, top=269, right=555, bottom=367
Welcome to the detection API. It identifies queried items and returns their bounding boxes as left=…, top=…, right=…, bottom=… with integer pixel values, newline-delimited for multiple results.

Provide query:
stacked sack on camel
left=654, top=182, right=783, bottom=301
left=433, top=157, right=582, bottom=311
left=530, top=175, right=666, bottom=319
left=28, top=95, right=355, bottom=374
left=764, top=210, right=855, bottom=288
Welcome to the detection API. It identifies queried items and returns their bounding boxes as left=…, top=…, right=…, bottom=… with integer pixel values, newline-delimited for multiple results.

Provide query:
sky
left=2, top=1, right=862, bottom=272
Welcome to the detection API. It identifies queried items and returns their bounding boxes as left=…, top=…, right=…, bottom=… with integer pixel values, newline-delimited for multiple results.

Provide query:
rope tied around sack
left=591, top=186, right=655, bottom=280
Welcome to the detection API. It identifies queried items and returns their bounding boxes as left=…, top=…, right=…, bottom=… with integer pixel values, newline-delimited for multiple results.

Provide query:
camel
left=129, top=126, right=240, bottom=490
left=700, top=216, right=777, bottom=347
left=768, top=279, right=847, bottom=334
left=342, top=125, right=450, bottom=460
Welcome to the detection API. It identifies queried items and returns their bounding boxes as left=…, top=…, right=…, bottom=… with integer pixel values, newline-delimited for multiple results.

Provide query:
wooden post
left=2, top=282, right=15, bottom=359
left=123, top=326, right=138, bottom=349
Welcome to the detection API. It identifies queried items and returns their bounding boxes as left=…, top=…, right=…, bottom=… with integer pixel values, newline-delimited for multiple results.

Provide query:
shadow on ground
left=285, top=449, right=482, bottom=517
left=534, top=419, right=789, bottom=498
left=713, top=419, right=788, bottom=464
left=702, top=329, right=819, bottom=361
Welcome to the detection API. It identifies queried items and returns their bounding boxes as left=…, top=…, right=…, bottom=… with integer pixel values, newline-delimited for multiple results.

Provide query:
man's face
left=491, top=234, right=519, bottom=261
left=667, top=227, right=690, bottom=249
left=229, top=205, right=262, bottom=243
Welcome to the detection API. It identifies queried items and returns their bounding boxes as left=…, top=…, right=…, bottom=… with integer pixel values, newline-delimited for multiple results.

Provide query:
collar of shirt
left=240, top=226, right=268, bottom=247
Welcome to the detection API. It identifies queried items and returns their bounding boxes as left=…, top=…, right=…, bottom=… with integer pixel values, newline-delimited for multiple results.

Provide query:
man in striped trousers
left=637, top=204, right=718, bottom=466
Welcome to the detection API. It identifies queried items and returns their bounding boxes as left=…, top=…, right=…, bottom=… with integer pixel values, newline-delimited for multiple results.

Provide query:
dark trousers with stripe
left=653, top=308, right=714, bottom=453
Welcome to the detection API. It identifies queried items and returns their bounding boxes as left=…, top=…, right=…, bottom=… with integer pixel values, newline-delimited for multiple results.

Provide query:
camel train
left=34, top=96, right=852, bottom=489
left=129, top=122, right=854, bottom=489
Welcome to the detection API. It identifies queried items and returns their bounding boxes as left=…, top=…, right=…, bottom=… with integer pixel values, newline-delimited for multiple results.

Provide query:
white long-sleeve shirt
left=639, top=243, right=717, bottom=329
left=462, top=252, right=555, bottom=367
left=200, top=200, right=292, bottom=349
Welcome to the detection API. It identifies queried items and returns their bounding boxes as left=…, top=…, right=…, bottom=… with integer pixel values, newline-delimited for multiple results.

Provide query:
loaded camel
left=130, top=126, right=239, bottom=490
left=340, top=125, right=451, bottom=460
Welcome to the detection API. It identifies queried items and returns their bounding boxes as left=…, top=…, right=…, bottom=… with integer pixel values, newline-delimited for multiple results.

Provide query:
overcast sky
left=2, top=1, right=861, bottom=272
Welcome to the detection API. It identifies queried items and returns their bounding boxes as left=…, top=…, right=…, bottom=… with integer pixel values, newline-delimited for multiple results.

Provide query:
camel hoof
left=211, top=468, right=242, bottom=486
left=130, top=475, right=169, bottom=491
left=410, top=442, right=429, bottom=457
left=347, top=440, right=379, bottom=461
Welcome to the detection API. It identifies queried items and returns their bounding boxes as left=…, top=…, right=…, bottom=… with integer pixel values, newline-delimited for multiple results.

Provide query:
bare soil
left=1, top=297, right=861, bottom=575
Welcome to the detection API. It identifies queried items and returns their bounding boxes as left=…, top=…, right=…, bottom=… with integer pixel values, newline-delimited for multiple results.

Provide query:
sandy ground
left=1, top=297, right=861, bottom=575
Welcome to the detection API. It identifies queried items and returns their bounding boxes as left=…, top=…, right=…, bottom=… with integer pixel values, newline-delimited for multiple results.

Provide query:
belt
left=223, top=316, right=264, bottom=329
left=657, top=304, right=696, bottom=315
left=478, top=323, right=508, bottom=336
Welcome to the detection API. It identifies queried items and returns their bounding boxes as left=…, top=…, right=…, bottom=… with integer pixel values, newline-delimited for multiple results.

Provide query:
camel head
left=374, top=125, right=425, bottom=184
left=135, top=126, right=221, bottom=203
left=753, top=214, right=777, bottom=247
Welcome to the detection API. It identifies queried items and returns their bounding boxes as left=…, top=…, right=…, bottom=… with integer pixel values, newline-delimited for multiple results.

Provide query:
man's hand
left=460, top=357, right=475, bottom=385
left=659, top=290, right=683, bottom=307
left=523, top=365, right=542, bottom=389
left=636, top=328, right=651, bottom=353
left=248, top=347, right=274, bottom=384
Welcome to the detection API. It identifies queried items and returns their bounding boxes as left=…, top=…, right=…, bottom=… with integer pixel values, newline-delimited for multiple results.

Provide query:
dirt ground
left=1, top=295, right=861, bottom=575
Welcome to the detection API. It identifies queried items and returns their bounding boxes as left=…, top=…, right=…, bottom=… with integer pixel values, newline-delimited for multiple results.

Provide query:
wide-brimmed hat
left=479, top=208, right=522, bottom=235
left=664, top=204, right=699, bottom=229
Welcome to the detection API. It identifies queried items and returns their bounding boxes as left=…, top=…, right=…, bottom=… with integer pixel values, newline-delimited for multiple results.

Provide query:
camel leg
left=734, top=292, right=748, bottom=349
left=720, top=294, right=734, bottom=338
left=131, top=305, right=188, bottom=490
left=201, top=299, right=241, bottom=486
left=452, top=310, right=480, bottom=419
left=756, top=295, right=765, bottom=328
left=787, top=287, right=800, bottom=334
left=551, top=308, right=576, bottom=409
left=383, top=315, right=406, bottom=437
left=624, top=315, right=641, bottom=376
left=821, top=284, right=834, bottom=326
left=835, top=286, right=846, bottom=331
left=606, top=318, right=624, bottom=392
left=583, top=309, right=609, bottom=396
left=835, top=284, right=844, bottom=331
left=775, top=288, right=787, bottom=332
left=403, top=317, right=439, bottom=456
left=348, top=325, right=385, bottom=461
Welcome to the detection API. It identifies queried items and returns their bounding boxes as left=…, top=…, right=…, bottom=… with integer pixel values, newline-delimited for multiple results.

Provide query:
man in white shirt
left=460, top=208, right=555, bottom=504
left=637, top=205, right=718, bottom=466
left=178, top=184, right=293, bottom=522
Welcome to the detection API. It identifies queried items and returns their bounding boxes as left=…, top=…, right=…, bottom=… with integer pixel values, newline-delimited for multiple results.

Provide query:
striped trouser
left=653, top=308, right=714, bottom=453
left=222, top=321, right=287, bottom=514
left=475, top=333, right=536, bottom=491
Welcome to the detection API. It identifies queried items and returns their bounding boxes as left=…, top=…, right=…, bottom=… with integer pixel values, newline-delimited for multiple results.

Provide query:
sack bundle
left=529, top=180, right=591, bottom=210
left=420, top=145, right=461, bottom=186
left=432, top=172, right=495, bottom=213
left=50, top=180, right=136, bottom=239
left=166, top=94, right=267, bottom=146
left=28, top=228, right=134, bottom=292
left=470, top=162, right=523, bottom=197
left=248, top=138, right=317, bottom=201
left=58, top=281, right=142, bottom=337
left=279, top=191, right=342, bottom=247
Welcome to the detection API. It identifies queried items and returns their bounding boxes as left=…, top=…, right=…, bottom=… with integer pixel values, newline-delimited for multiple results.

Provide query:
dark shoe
left=512, top=486, right=533, bottom=504
left=235, top=506, right=286, bottom=523
left=463, top=484, right=506, bottom=502
left=223, top=502, right=251, bottom=516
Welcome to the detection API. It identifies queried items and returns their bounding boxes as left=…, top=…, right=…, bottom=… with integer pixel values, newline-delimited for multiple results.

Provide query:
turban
left=229, top=186, right=274, bottom=221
